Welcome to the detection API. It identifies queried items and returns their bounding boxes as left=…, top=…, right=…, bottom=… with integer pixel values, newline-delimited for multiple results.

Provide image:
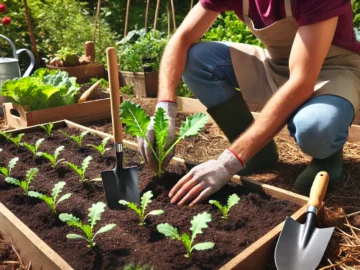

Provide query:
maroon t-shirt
left=200, top=0, right=360, bottom=53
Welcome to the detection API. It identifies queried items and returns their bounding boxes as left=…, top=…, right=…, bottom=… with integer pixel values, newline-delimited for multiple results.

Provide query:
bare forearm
left=157, top=34, right=191, bottom=102
left=230, top=80, right=314, bottom=163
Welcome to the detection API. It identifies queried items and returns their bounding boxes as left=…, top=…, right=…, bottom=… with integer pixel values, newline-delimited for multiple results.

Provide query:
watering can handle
left=16, top=49, right=35, bottom=77
left=0, top=34, right=17, bottom=59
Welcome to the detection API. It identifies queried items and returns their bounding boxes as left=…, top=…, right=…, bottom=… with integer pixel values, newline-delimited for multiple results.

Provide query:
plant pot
left=0, top=120, right=310, bottom=270
left=46, top=63, right=104, bottom=83
left=119, top=71, right=158, bottom=97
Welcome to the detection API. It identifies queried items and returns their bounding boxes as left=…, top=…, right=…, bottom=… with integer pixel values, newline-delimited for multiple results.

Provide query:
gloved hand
left=169, top=149, right=244, bottom=206
left=138, top=101, right=177, bottom=173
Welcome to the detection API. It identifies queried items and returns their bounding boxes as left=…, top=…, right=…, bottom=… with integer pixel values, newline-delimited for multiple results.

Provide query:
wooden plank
left=0, top=203, right=73, bottom=270
left=177, top=97, right=360, bottom=143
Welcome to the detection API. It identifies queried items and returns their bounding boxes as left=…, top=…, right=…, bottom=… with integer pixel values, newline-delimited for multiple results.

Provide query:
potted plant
left=117, top=30, right=167, bottom=97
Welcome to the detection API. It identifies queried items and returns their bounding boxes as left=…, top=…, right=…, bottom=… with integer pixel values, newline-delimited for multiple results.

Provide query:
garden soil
left=74, top=83, right=110, bottom=102
left=0, top=128, right=299, bottom=270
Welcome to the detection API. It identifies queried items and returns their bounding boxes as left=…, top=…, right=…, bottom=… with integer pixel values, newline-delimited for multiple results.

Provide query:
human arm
left=169, top=16, right=339, bottom=206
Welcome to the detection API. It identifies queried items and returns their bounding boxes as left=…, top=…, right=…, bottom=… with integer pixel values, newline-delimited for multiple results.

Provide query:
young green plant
left=119, top=190, right=164, bottom=226
left=22, top=138, right=44, bottom=158
left=59, top=202, right=116, bottom=248
left=120, top=101, right=209, bottom=176
left=61, top=130, right=89, bottom=148
left=37, top=146, right=65, bottom=168
left=5, top=168, right=38, bottom=195
left=28, top=181, right=71, bottom=214
left=64, top=156, right=92, bottom=182
left=9, top=133, right=25, bottom=148
left=0, top=157, right=19, bottom=177
left=40, top=122, right=54, bottom=136
left=87, top=136, right=111, bottom=157
left=157, top=212, right=214, bottom=259
left=0, top=131, right=11, bottom=141
left=209, top=194, right=240, bottom=220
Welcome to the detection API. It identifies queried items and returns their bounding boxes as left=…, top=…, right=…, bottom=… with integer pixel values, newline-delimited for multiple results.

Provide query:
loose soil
left=0, top=234, right=21, bottom=270
left=0, top=127, right=299, bottom=270
left=74, top=83, right=110, bottom=102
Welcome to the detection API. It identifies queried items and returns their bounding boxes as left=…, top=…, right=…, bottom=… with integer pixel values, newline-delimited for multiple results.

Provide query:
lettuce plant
left=5, top=168, right=38, bottom=195
left=9, top=133, right=25, bottom=148
left=119, top=191, right=164, bottom=226
left=87, top=137, right=111, bottom=157
left=22, top=138, right=44, bottom=158
left=209, top=194, right=240, bottom=220
left=61, top=131, right=89, bottom=148
left=157, top=212, right=214, bottom=259
left=38, top=146, right=65, bottom=168
left=64, top=156, right=92, bottom=182
left=59, top=202, right=116, bottom=248
left=28, top=181, right=71, bottom=214
left=120, top=101, right=209, bottom=176
left=0, top=157, right=19, bottom=177
left=40, top=123, right=54, bottom=136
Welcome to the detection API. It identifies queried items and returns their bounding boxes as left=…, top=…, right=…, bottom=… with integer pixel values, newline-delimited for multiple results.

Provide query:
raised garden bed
left=0, top=120, right=309, bottom=269
left=119, top=71, right=158, bottom=98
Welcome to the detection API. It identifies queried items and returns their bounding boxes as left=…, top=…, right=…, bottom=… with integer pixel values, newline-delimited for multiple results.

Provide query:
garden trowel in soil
left=101, top=47, right=140, bottom=209
left=275, top=171, right=334, bottom=270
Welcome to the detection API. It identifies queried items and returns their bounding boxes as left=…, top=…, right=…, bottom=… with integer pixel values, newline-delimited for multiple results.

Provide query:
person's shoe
left=207, top=92, right=278, bottom=175
left=294, top=149, right=343, bottom=191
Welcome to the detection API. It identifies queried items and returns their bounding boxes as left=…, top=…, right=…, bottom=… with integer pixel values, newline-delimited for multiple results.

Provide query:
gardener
left=138, top=0, right=360, bottom=206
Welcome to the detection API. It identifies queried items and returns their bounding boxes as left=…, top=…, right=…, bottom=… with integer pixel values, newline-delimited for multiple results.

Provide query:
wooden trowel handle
left=308, top=171, right=329, bottom=209
left=78, top=80, right=101, bottom=103
left=106, top=47, right=122, bottom=144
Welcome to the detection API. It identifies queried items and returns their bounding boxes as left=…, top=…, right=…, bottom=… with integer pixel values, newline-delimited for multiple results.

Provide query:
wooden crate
left=46, top=63, right=104, bottom=83
left=2, top=98, right=111, bottom=129
left=0, top=120, right=310, bottom=270
left=119, top=71, right=158, bottom=98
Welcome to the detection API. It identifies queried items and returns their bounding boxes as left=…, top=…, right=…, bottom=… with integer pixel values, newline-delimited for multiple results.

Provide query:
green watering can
left=0, top=34, right=35, bottom=113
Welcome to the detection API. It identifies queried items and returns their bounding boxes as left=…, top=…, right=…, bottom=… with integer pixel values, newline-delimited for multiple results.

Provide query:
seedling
left=5, top=168, right=38, bottom=195
left=87, top=136, right=111, bottom=157
left=60, top=130, right=89, bottom=148
left=28, top=181, right=71, bottom=214
left=157, top=212, right=214, bottom=259
left=0, top=131, right=11, bottom=141
left=9, top=133, right=25, bottom=148
left=37, top=146, right=65, bottom=168
left=119, top=190, right=164, bottom=226
left=121, top=101, right=209, bottom=176
left=59, top=201, right=116, bottom=248
left=122, top=263, right=154, bottom=270
left=22, top=138, right=44, bottom=158
left=209, top=194, right=240, bottom=220
left=40, top=123, right=54, bottom=136
left=64, top=156, right=92, bottom=182
left=0, top=157, right=19, bottom=177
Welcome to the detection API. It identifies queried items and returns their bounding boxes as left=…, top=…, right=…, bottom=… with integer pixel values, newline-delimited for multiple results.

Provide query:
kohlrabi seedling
left=61, top=130, right=89, bottom=148
left=209, top=194, right=240, bottom=220
left=40, top=122, right=54, bottom=136
left=5, top=168, right=38, bottom=195
left=28, top=181, right=71, bottom=214
left=59, top=202, right=116, bottom=248
left=22, top=138, right=44, bottom=158
left=120, top=101, right=209, bottom=176
left=157, top=212, right=214, bottom=259
left=0, top=157, right=19, bottom=177
left=119, top=190, right=164, bottom=226
left=37, top=146, right=65, bottom=168
left=64, top=156, right=92, bottom=182
left=9, top=133, right=25, bottom=148
left=0, top=131, right=11, bottom=141
left=87, top=136, right=111, bottom=157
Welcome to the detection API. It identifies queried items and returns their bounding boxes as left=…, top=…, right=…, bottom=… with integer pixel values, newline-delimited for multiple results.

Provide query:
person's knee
left=183, top=42, right=209, bottom=82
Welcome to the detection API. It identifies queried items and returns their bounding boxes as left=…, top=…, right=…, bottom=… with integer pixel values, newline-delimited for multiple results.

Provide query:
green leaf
left=5, top=177, right=20, bottom=186
left=8, top=157, right=19, bottom=174
left=154, top=107, right=168, bottom=159
left=26, top=168, right=39, bottom=184
left=66, top=233, right=87, bottom=240
left=54, top=146, right=65, bottom=160
left=118, top=200, right=130, bottom=206
left=22, top=143, right=36, bottom=155
left=120, top=101, right=150, bottom=138
left=0, top=167, right=8, bottom=177
left=35, top=138, right=45, bottom=150
left=82, top=224, right=93, bottom=240
left=51, top=181, right=66, bottom=202
left=147, top=210, right=164, bottom=216
left=28, top=191, right=45, bottom=199
left=209, top=200, right=227, bottom=218
left=227, top=194, right=240, bottom=211
left=40, top=123, right=54, bottom=136
left=57, top=193, right=72, bottom=206
left=192, top=242, right=215, bottom=251
left=141, top=191, right=153, bottom=214
left=9, top=133, right=25, bottom=147
left=181, top=233, right=192, bottom=253
left=178, top=113, right=209, bottom=139
left=101, top=137, right=111, bottom=147
left=64, top=162, right=83, bottom=181
left=93, top=224, right=116, bottom=239
left=80, top=131, right=89, bottom=139
left=59, top=213, right=83, bottom=229
left=88, top=202, right=106, bottom=229
left=40, top=152, right=56, bottom=167
left=190, top=212, right=212, bottom=242
left=81, top=156, right=92, bottom=173
left=157, top=223, right=181, bottom=240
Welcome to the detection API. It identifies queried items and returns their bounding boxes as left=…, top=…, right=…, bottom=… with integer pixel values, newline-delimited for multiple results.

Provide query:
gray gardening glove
left=138, top=101, right=177, bottom=173
left=169, top=149, right=244, bottom=206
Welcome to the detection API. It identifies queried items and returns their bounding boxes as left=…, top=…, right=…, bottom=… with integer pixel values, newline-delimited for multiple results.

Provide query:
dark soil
left=0, top=234, right=20, bottom=269
left=74, top=83, right=110, bottom=102
left=0, top=127, right=299, bottom=270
